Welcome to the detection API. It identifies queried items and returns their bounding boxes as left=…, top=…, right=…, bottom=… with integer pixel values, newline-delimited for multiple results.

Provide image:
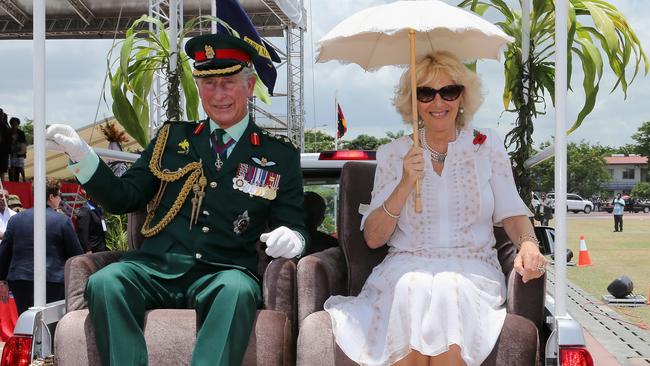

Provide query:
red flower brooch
left=473, top=130, right=487, bottom=151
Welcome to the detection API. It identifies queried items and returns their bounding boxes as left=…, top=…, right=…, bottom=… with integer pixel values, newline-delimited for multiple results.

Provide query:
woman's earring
left=459, top=107, right=465, bottom=114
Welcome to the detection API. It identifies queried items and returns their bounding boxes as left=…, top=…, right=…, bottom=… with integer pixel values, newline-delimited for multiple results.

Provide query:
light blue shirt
left=68, top=115, right=250, bottom=184
left=613, top=198, right=625, bottom=215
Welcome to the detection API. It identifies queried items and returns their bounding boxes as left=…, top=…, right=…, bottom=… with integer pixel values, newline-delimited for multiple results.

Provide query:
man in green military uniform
left=46, top=34, right=309, bottom=366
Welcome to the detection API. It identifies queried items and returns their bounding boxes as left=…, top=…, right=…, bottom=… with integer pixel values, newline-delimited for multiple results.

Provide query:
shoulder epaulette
left=260, top=130, right=299, bottom=150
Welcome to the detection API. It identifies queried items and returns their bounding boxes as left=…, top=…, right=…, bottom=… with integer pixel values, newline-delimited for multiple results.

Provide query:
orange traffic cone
left=577, top=235, right=592, bottom=267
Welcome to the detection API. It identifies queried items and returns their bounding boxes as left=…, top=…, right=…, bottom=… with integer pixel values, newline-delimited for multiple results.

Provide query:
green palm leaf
left=457, top=0, right=647, bottom=205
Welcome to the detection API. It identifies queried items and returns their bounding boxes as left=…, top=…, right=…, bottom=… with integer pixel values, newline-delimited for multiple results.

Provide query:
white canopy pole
left=211, top=0, right=217, bottom=33
left=553, top=0, right=568, bottom=318
left=521, top=0, right=530, bottom=103
left=169, top=0, right=178, bottom=74
left=32, top=0, right=47, bottom=308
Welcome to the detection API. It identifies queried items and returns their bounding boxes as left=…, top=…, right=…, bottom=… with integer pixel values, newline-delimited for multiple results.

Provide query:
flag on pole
left=337, top=103, right=347, bottom=138
left=216, top=0, right=280, bottom=95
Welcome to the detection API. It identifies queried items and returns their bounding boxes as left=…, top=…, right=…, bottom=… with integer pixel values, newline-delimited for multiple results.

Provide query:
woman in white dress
left=324, top=52, right=547, bottom=366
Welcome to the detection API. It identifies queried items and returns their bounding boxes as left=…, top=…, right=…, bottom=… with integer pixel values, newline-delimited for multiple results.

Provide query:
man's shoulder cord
left=140, top=124, right=207, bottom=237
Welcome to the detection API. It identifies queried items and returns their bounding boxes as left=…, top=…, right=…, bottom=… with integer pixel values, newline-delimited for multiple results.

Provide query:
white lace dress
left=324, top=128, right=528, bottom=366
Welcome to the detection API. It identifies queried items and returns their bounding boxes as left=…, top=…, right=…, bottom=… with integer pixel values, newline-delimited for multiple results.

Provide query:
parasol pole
left=408, top=30, right=422, bottom=213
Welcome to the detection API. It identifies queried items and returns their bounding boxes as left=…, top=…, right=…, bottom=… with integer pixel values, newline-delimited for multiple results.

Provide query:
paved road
left=563, top=211, right=649, bottom=220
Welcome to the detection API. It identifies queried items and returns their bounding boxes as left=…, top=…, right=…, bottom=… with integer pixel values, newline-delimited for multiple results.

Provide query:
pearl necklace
left=419, top=128, right=457, bottom=163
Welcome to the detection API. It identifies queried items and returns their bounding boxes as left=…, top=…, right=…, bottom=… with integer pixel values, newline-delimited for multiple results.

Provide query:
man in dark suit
left=75, top=198, right=107, bottom=253
left=46, top=34, right=309, bottom=366
left=0, top=179, right=84, bottom=314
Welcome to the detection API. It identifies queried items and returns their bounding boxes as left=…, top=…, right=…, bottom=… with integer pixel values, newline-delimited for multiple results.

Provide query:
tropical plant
left=104, top=212, right=129, bottom=252
left=458, top=0, right=647, bottom=205
left=108, top=15, right=203, bottom=147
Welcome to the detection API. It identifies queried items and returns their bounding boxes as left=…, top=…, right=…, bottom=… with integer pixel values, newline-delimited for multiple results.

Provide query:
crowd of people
left=0, top=109, right=27, bottom=182
left=0, top=180, right=109, bottom=317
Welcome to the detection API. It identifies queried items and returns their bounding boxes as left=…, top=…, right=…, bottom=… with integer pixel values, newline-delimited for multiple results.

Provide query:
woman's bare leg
left=429, top=345, right=466, bottom=366
left=392, top=350, right=430, bottom=366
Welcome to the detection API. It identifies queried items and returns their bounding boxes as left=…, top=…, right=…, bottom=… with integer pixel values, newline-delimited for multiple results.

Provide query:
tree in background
left=631, top=182, right=650, bottom=200
left=459, top=0, right=647, bottom=207
left=342, top=134, right=389, bottom=150
left=631, top=121, right=650, bottom=158
left=531, top=141, right=610, bottom=197
left=21, top=119, right=34, bottom=145
left=304, top=129, right=335, bottom=153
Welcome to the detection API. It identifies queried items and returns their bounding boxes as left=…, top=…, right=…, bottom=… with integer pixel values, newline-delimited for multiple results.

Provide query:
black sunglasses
left=416, top=85, right=464, bottom=103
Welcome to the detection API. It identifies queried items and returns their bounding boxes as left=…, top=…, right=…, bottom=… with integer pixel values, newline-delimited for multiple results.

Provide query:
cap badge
left=205, top=45, right=215, bottom=59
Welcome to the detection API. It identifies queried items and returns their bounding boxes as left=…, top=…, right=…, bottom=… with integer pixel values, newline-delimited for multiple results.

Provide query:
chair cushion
left=297, top=311, right=538, bottom=366
left=55, top=309, right=292, bottom=366
left=297, top=311, right=357, bottom=366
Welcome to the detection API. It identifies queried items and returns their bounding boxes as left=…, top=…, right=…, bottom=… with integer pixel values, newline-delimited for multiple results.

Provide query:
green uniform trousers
left=85, top=261, right=262, bottom=366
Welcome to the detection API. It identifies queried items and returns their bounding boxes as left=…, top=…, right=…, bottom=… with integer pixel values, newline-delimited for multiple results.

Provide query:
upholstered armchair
left=54, top=211, right=298, bottom=366
left=296, top=162, right=546, bottom=366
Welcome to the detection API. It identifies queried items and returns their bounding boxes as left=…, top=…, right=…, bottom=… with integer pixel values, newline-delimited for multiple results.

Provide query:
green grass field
left=549, top=214, right=650, bottom=332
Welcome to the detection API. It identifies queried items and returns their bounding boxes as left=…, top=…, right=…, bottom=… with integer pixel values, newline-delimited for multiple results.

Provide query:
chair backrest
left=338, top=162, right=388, bottom=296
left=337, top=161, right=520, bottom=296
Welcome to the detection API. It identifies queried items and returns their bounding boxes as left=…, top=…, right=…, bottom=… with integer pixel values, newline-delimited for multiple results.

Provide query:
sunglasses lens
left=416, top=87, right=436, bottom=103
left=439, top=85, right=464, bottom=101
left=416, top=85, right=464, bottom=102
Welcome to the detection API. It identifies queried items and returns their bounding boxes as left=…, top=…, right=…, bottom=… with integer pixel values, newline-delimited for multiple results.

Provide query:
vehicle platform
left=547, top=266, right=650, bottom=365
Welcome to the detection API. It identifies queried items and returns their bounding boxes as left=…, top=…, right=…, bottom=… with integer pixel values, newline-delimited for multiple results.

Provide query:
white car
left=547, top=193, right=594, bottom=214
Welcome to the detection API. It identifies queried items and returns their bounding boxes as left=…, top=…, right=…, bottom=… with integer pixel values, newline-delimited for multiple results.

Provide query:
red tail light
left=1, top=335, right=33, bottom=366
left=560, top=347, right=594, bottom=366
left=318, top=150, right=376, bottom=160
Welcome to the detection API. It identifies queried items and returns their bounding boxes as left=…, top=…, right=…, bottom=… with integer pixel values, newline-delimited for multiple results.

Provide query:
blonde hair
left=393, top=51, right=484, bottom=130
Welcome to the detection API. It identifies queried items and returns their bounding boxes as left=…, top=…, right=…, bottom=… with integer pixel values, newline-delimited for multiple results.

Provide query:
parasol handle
left=409, top=30, right=422, bottom=213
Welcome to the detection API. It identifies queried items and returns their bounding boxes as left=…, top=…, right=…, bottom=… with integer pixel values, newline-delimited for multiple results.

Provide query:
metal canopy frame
left=0, top=0, right=305, bottom=148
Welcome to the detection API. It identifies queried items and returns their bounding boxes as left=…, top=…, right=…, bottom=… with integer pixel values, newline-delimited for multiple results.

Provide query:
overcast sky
left=1, top=0, right=648, bottom=149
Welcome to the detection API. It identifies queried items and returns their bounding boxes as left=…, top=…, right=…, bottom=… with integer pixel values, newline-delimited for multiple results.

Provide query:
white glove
left=260, top=226, right=305, bottom=259
left=46, top=124, right=91, bottom=163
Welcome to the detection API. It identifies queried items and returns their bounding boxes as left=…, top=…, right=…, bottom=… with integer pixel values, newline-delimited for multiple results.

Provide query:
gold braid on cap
left=192, top=64, right=243, bottom=77
left=140, top=124, right=205, bottom=237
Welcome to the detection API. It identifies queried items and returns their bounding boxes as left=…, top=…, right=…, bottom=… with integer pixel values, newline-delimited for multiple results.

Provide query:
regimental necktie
left=211, top=129, right=235, bottom=171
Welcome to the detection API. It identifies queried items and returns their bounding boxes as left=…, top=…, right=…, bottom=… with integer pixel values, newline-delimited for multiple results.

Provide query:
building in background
left=603, top=154, right=648, bottom=194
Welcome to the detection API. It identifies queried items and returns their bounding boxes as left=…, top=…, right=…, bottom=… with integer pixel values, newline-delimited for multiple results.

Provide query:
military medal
left=215, top=155, right=224, bottom=171
left=210, top=132, right=236, bottom=171
left=233, top=210, right=250, bottom=235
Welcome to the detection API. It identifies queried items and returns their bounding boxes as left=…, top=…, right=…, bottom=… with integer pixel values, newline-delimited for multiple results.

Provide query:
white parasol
left=316, top=0, right=513, bottom=211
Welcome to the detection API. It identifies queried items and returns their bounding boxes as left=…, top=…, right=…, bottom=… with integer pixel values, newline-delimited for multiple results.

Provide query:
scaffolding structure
left=0, top=0, right=306, bottom=148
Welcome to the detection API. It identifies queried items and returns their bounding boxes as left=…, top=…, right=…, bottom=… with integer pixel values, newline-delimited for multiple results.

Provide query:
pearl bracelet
left=382, top=202, right=400, bottom=219
left=518, top=232, right=539, bottom=247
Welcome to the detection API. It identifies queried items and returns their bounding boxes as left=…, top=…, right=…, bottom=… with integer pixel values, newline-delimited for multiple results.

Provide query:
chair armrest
left=64, top=251, right=125, bottom=312
left=263, top=257, right=297, bottom=315
left=506, top=270, right=546, bottom=331
left=296, top=247, right=347, bottom=326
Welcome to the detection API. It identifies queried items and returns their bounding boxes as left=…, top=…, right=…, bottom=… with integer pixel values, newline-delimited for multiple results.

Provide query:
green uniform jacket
left=82, top=118, right=308, bottom=281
